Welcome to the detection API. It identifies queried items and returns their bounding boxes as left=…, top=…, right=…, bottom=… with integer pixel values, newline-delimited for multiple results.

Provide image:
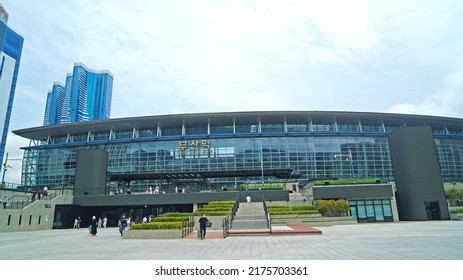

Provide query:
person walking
left=2, top=196, right=8, bottom=209
left=90, top=216, right=98, bottom=236
left=246, top=194, right=252, bottom=206
left=76, top=216, right=82, bottom=229
left=118, top=214, right=128, bottom=237
left=198, top=213, right=209, bottom=240
left=103, top=217, right=108, bottom=228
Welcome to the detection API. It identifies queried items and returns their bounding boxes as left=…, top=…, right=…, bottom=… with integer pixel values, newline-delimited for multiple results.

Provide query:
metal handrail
left=229, top=195, right=240, bottom=228
left=182, top=216, right=194, bottom=238
left=262, top=194, right=272, bottom=232
left=222, top=216, right=230, bottom=238
left=3, top=189, right=67, bottom=210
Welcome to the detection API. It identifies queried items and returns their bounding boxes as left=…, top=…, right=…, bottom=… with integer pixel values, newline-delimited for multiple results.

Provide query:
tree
left=334, top=200, right=350, bottom=215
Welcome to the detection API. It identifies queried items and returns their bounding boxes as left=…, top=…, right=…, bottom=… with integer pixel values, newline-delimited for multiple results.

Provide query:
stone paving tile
left=0, top=221, right=462, bottom=260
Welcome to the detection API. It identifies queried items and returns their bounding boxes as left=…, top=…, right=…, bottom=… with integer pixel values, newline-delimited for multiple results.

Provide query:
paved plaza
left=0, top=220, right=462, bottom=260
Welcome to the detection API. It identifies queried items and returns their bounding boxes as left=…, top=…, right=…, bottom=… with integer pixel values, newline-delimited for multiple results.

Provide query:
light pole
left=1, top=152, right=22, bottom=185
left=334, top=149, right=354, bottom=177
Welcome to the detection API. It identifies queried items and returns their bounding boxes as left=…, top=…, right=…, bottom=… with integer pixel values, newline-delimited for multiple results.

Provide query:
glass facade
left=349, top=199, right=393, bottom=222
left=15, top=112, right=463, bottom=191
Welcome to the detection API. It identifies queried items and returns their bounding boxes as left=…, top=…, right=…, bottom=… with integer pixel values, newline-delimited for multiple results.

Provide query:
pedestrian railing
left=181, top=216, right=195, bottom=238
left=262, top=194, right=272, bottom=232
left=229, top=195, right=240, bottom=228
left=3, top=188, right=70, bottom=210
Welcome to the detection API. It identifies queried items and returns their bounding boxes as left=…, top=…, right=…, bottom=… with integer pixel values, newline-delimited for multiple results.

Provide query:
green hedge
left=153, top=217, right=190, bottom=222
left=268, top=205, right=291, bottom=209
left=269, top=210, right=319, bottom=215
left=291, top=205, right=316, bottom=210
left=450, top=208, right=463, bottom=213
left=199, top=207, right=232, bottom=211
left=314, top=178, right=383, bottom=185
left=130, top=222, right=190, bottom=230
left=193, top=210, right=230, bottom=216
left=160, top=212, right=193, bottom=217
left=208, top=201, right=235, bottom=205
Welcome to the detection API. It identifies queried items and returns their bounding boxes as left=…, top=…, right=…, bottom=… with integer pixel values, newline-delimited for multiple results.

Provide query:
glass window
left=287, top=123, right=308, bottom=132
left=93, top=132, right=110, bottom=140
left=72, top=134, right=88, bottom=142
left=235, top=125, right=256, bottom=133
left=312, top=124, right=333, bottom=132
left=185, top=125, right=208, bottom=135
left=337, top=124, right=358, bottom=132
left=54, top=136, right=67, bottom=144
left=374, top=203, right=384, bottom=221
left=362, top=124, right=382, bottom=132
left=261, top=124, right=283, bottom=133
left=162, top=127, right=182, bottom=136
left=139, top=129, right=156, bottom=137
left=115, top=131, right=133, bottom=139
left=210, top=125, right=234, bottom=134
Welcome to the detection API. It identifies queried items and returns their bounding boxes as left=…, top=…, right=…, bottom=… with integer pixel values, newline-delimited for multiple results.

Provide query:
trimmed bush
left=268, top=205, right=291, bottom=209
left=198, top=207, right=232, bottom=211
left=208, top=200, right=235, bottom=205
left=450, top=208, right=463, bottom=213
left=153, top=217, right=190, bottom=222
left=193, top=210, right=230, bottom=216
left=291, top=205, right=316, bottom=211
left=269, top=210, right=319, bottom=215
left=130, top=222, right=187, bottom=230
left=160, top=212, right=193, bottom=217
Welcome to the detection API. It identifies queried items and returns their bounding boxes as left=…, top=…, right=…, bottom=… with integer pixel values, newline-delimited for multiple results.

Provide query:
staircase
left=230, top=202, right=270, bottom=233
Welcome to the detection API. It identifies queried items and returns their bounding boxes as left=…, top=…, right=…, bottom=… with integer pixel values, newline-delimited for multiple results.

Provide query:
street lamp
left=1, top=152, right=22, bottom=185
left=334, top=149, right=354, bottom=177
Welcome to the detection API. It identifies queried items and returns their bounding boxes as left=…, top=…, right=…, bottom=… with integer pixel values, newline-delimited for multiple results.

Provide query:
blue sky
left=2, top=0, right=463, bottom=183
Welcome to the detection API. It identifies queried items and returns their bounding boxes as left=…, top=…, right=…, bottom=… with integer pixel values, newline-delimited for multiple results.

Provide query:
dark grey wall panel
left=313, top=184, right=393, bottom=200
left=74, top=149, right=108, bottom=196
left=388, top=126, right=449, bottom=220
left=73, top=190, right=289, bottom=207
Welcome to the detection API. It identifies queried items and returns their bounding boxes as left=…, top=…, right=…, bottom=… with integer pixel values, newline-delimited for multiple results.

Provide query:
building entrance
left=424, top=201, right=441, bottom=220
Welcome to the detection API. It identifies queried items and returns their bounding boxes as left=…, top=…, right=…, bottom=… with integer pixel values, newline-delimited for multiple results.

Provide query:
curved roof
left=13, top=110, right=463, bottom=140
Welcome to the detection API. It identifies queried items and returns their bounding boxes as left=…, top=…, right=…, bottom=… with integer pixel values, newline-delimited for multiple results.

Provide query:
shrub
left=192, top=211, right=230, bottom=216
left=199, top=207, right=232, bottom=211
left=450, top=208, right=463, bottom=214
left=445, top=188, right=463, bottom=199
left=208, top=200, right=235, bottom=205
left=160, top=212, right=193, bottom=217
left=315, top=199, right=335, bottom=215
left=291, top=205, right=316, bottom=211
left=130, top=222, right=187, bottom=230
left=269, top=210, right=319, bottom=215
left=153, top=217, right=190, bottom=222
left=268, top=206, right=291, bottom=212
left=334, top=200, right=350, bottom=213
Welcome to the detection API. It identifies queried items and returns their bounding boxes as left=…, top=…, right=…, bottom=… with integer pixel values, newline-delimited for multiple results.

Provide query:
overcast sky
left=2, top=0, right=463, bottom=183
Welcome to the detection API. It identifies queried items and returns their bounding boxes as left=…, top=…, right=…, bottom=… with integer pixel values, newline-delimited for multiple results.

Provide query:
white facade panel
left=0, top=52, right=16, bottom=150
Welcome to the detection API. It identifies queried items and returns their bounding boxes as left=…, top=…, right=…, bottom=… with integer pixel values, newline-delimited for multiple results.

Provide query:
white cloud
left=2, top=0, right=463, bottom=184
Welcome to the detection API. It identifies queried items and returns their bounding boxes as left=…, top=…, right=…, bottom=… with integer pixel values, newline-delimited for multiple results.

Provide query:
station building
left=10, top=111, right=463, bottom=228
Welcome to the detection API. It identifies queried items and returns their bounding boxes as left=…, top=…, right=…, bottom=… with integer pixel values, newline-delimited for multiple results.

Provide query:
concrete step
left=231, top=220, right=269, bottom=229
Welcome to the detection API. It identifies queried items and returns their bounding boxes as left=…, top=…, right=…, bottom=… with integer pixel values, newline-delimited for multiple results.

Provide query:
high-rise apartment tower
left=0, top=4, right=24, bottom=165
left=44, top=62, right=113, bottom=125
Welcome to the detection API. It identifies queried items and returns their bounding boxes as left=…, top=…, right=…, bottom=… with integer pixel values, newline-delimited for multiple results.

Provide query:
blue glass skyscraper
left=44, top=62, right=113, bottom=125
left=0, top=5, right=24, bottom=165
left=43, top=82, right=65, bottom=126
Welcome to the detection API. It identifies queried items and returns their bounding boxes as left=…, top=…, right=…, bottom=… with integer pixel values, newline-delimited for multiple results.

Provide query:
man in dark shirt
left=118, top=214, right=128, bottom=237
left=198, top=213, right=209, bottom=240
